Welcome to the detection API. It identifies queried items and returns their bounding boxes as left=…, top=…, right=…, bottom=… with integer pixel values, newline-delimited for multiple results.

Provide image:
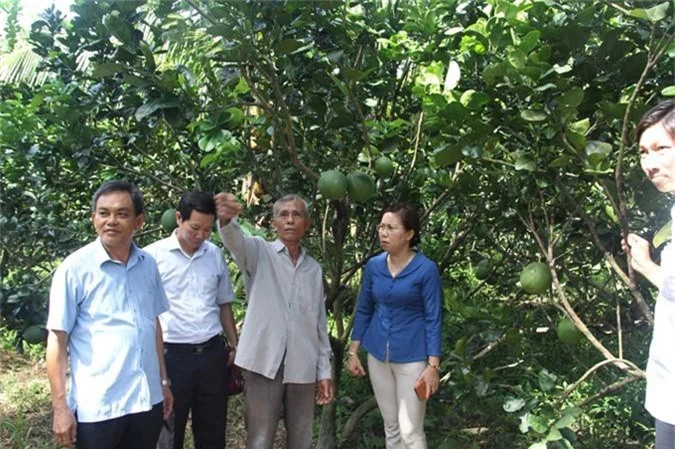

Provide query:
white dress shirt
left=145, top=232, right=234, bottom=344
left=645, top=204, right=675, bottom=425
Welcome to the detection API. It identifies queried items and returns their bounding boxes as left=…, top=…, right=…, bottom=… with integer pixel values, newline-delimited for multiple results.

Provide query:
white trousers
left=367, top=354, right=428, bottom=449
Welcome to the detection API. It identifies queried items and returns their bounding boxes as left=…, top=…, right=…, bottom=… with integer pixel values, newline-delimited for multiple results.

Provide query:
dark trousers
left=76, top=402, right=163, bottom=449
left=242, top=364, right=316, bottom=449
left=656, top=419, right=675, bottom=449
left=158, top=336, right=229, bottom=449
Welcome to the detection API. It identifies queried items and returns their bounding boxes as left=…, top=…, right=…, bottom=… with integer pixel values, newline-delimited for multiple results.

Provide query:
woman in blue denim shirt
left=624, top=99, right=675, bottom=449
left=347, top=203, right=442, bottom=449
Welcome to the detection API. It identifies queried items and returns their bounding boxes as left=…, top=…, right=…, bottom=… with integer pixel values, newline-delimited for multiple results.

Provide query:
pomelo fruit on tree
left=374, top=156, right=395, bottom=178
left=557, top=318, right=583, bottom=345
left=23, top=324, right=46, bottom=344
left=161, top=208, right=177, bottom=233
left=475, top=259, right=491, bottom=280
left=318, top=169, right=348, bottom=200
left=519, top=262, right=552, bottom=294
left=346, top=170, right=376, bottom=203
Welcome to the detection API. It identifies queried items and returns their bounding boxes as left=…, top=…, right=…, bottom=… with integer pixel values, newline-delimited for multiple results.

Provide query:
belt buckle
left=195, top=345, right=204, bottom=354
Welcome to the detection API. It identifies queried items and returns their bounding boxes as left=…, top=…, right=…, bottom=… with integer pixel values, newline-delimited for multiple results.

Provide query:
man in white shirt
left=145, top=191, right=238, bottom=449
left=215, top=192, right=333, bottom=449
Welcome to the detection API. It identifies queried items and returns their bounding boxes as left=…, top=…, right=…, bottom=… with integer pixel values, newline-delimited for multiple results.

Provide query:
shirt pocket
left=197, top=274, right=220, bottom=300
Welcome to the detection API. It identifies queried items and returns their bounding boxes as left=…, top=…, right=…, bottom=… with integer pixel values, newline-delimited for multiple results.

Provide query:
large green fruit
left=519, top=262, right=552, bottom=294
left=346, top=170, right=376, bottom=203
left=475, top=259, right=491, bottom=280
left=374, top=156, right=395, bottom=178
left=23, top=325, right=46, bottom=344
left=318, top=170, right=348, bottom=200
left=557, top=318, right=583, bottom=345
left=161, top=208, right=177, bottom=233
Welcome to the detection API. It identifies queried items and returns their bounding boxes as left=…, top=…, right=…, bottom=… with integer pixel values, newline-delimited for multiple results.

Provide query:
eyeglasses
left=377, top=224, right=404, bottom=232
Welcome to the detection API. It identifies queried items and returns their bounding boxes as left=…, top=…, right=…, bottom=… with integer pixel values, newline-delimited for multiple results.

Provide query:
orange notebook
left=414, top=379, right=430, bottom=400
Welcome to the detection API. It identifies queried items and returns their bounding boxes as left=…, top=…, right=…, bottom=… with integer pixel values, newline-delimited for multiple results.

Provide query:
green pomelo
left=23, top=325, right=46, bottom=344
left=519, top=262, right=552, bottom=294
left=161, top=208, right=177, bottom=233
left=557, top=318, right=583, bottom=345
left=475, top=259, right=491, bottom=280
left=318, top=170, right=348, bottom=200
left=374, top=156, right=395, bottom=178
left=346, top=171, right=376, bottom=203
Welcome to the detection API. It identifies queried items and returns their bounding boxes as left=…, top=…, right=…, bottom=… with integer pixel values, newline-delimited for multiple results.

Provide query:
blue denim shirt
left=352, top=252, right=442, bottom=363
left=47, top=239, right=169, bottom=422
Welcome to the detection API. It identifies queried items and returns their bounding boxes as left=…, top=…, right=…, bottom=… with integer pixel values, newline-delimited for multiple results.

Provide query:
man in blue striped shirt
left=46, top=180, right=173, bottom=449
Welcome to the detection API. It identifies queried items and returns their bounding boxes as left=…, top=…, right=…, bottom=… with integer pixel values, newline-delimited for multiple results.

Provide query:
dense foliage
left=1, top=1, right=673, bottom=448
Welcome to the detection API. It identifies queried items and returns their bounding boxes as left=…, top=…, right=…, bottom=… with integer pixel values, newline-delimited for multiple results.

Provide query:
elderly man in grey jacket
left=215, top=192, right=333, bottom=449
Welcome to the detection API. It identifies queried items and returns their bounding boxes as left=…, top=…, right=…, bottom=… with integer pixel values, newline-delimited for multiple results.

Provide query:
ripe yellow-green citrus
left=318, top=170, right=348, bottom=200
left=557, top=318, right=583, bottom=345
left=346, top=170, right=376, bottom=203
left=475, top=259, right=491, bottom=280
left=519, top=262, right=552, bottom=294
left=374, top=156, right=395, bottom=178
left=23, top=325, right=45, bottom=344
left=161, top=208, right=177, bottom=233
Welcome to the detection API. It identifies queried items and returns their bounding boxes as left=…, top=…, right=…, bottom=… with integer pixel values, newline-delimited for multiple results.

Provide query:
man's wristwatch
left=161, top=378, right=171, bottom=387
left=428, top=362, right=440, bottom=371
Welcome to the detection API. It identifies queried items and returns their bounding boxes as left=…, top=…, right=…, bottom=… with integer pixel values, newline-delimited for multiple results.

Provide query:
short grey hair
left=273, top=194, right=309, bottom=218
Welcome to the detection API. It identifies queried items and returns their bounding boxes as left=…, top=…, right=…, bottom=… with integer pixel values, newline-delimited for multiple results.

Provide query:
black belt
left=164, top=335, right=221, bottom=354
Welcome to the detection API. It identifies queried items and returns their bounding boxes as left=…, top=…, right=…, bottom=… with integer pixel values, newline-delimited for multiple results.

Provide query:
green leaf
left=558, top=88, right=585, bottom=108
left=460, top=89, right=489, bottom=109
left=549, top=156, right=571, bottom=168
left=528, top=442, right=547, bottom=449
left=585, top=140, right=612, bottom=159
left=274, top=39, right=304, bottom=54
left=529, top=414, right=549, bottom=434
left=507, top=47, right=527, bottom=69
left=538, top=368, right=557, bottom=392
left=565, top=130, right=586, bottom=151
left=104, top=13, right=133, bottom=45
left=343, top=66, right=375, bottom=82
left=653, top=220, right=672, bottom=248
left=546, top=428, right=563, bottom=441
left=521, top=110, right=547, bottom=122
left=328, top=74, right=350, bottom=98
left=503, top=397, right=526, bottom=413
left=568, top=118, right=590, bottom=135
left=135, top=99, right=179, bottom=121
left=91, top=63, right=127, bottom=78
left=520, top=30, right=540, bottom=54
left=661, top=86, right=675, bottom=97
left=515, top=156, right=536, bottom=171
left=206, top=24, right=230, bottom=37
left=434, top=145, right=463, bottom=167
left=629, top=2, right=670, bottom=22
left=555, top=413, right=577, bottom=429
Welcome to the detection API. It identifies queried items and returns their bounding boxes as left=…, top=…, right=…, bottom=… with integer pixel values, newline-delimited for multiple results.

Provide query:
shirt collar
left=93, top=237, right=144, bottom=267
left=167, top=230, right=208, bottom=258
left=272, top=239, right=305, bottom=260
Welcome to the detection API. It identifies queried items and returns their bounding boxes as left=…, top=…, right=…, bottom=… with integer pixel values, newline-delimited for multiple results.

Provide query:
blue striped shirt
left=47, top=238, right=169, bottom=422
